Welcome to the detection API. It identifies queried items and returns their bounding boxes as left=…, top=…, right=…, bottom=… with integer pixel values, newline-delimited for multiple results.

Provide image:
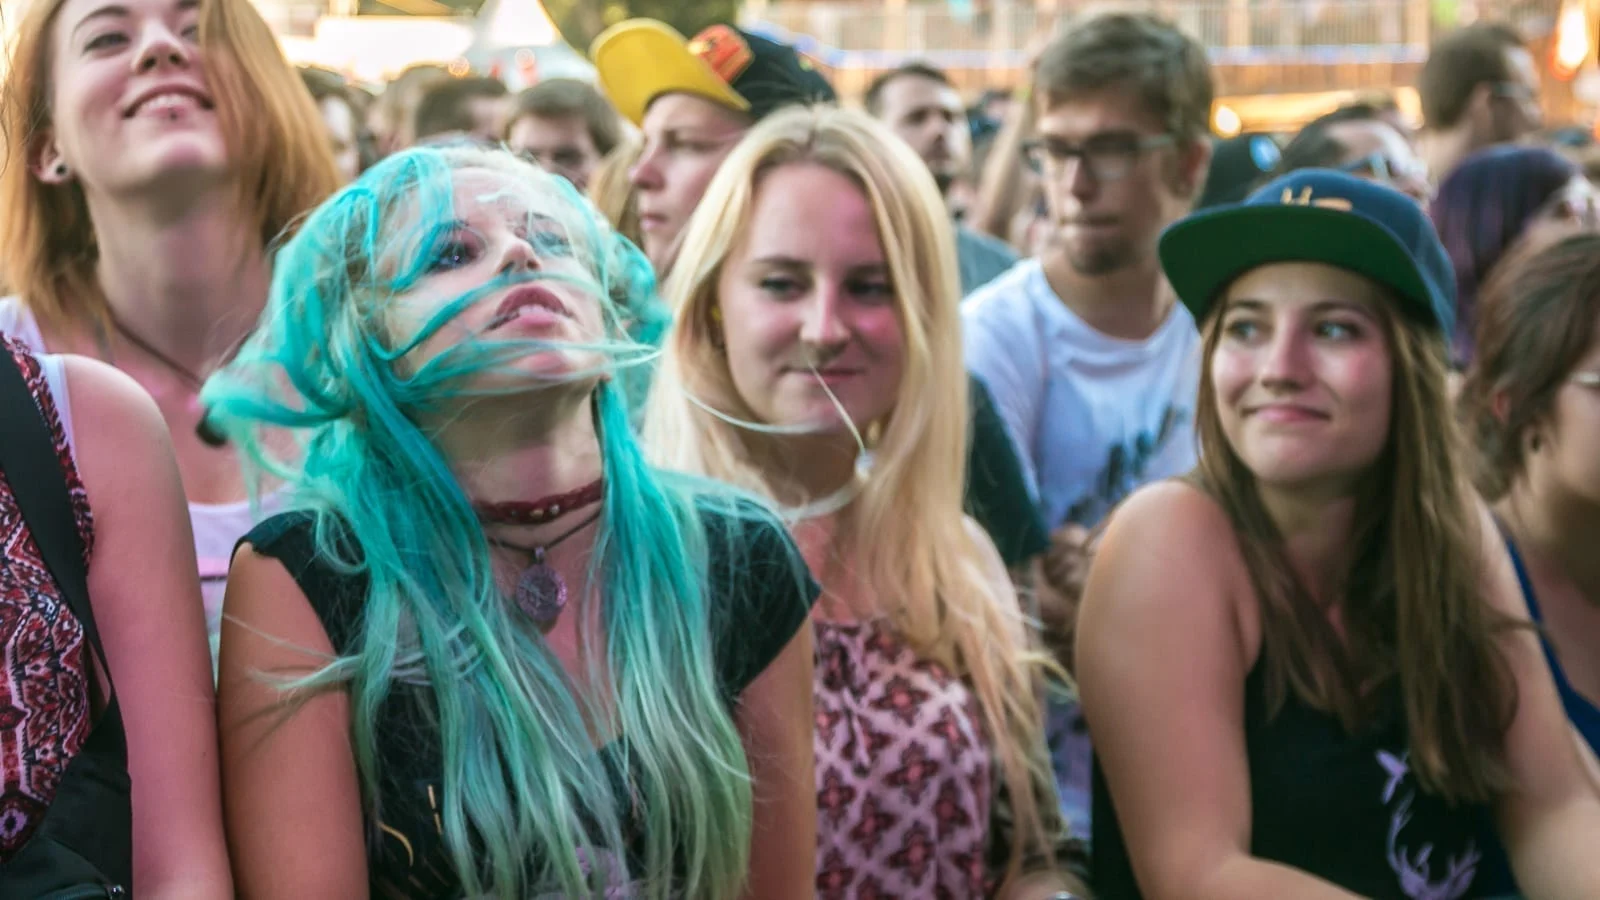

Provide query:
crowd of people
left=0, top=0, right=1598, bottom=897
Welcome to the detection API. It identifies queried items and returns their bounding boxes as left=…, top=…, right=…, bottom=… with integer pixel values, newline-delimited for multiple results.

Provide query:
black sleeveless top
left=1090, top=664, right=1496, bottom=899
left=245, top=501, right=819, bottom=899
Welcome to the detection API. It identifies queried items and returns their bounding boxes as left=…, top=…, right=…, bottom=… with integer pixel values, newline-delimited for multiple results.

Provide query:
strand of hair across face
left=202, top=147, right=761, bottom=898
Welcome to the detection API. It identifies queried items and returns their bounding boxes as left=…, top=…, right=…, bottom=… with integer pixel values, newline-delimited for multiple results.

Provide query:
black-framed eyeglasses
left=1020, top=133, right=1176, bottom=182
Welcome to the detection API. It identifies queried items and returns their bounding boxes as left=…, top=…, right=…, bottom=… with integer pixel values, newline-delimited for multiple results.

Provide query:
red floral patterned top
left=813, top=618, right=1079, bottom=899
left=0, top=339, right=94, bottom=860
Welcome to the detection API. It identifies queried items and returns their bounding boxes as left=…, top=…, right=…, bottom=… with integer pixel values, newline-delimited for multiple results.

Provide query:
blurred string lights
left=1213, top=104, right=1243, bottom=138
left=1552, top=0, right=1592, bottom=81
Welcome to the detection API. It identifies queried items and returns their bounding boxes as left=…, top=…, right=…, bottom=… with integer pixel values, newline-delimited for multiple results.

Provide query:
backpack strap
left=0, top=348, right=116, bottom=694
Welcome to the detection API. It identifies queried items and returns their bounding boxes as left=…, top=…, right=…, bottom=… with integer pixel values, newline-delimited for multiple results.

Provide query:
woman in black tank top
left=1077, top=170, right=1600, bottom=899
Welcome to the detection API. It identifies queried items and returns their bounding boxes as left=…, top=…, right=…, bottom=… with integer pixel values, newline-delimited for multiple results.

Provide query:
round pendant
left=514, top=563, right=568, bottom=629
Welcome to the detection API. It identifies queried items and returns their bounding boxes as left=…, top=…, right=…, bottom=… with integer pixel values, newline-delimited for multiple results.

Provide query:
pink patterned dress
left=814, top=618, right=1005, bottom=899
left=0, top=339, right=94, bottom=860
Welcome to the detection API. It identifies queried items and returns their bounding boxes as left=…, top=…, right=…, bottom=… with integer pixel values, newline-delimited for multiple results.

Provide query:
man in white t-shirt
left=965, top=12, right=1213, bottom=531
left=960, top=11, right=1215, bottom=836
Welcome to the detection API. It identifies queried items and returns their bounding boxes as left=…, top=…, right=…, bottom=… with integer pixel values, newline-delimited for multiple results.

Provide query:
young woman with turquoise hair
left=204, top=145, right=818, bottom=899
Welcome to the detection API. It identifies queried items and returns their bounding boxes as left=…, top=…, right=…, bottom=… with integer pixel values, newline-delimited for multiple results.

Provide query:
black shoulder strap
left=0, top=349, right=113, bottom=680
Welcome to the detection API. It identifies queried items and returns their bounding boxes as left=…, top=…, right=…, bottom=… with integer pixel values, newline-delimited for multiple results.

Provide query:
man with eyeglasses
left=1417, top=22, right=1543, bottom=184
left=1273, top=103, right=1431, bottom=202
left=960, top=11, right=1213, bottom=838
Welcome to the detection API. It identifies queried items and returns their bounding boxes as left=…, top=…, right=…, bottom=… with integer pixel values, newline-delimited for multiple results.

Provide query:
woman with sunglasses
left=1430, top=145, right=1597, bottom=365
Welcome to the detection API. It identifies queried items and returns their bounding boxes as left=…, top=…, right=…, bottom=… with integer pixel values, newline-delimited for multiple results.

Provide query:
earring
left=707, top=305, right=725, bottom=351
left=54, top=164, right=68, bottom=177
left=1529, top=433, right=1543, bottom=453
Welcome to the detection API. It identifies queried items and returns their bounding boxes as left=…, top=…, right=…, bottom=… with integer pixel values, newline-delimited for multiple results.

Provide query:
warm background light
left=1213, top=104, right=1243, bottom=138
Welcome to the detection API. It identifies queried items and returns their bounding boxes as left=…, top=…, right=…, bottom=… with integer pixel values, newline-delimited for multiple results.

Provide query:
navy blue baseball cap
left=1160, top=169, right=1456, bottom=336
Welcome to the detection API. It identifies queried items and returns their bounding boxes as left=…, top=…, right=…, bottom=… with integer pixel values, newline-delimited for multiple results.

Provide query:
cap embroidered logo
left=689, top=25, right=756, bottom=85
left=1280, top=186, right=1353, bottom=211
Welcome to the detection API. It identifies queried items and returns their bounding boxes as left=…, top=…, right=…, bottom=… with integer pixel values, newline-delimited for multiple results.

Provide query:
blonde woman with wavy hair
left=644, top=105, right=1085, bottom=899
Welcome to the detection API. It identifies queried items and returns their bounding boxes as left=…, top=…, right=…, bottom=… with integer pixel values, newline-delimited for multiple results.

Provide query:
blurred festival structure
left=251, top=0, right=590, bottom=87
left=737, top=0, right=1593, bottom=133
left=203, top=0, right=1600, bottom=134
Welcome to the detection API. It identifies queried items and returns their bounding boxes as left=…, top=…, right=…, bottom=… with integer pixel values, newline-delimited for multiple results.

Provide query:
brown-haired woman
left=1079, top=168, right=1600, bottom=899
left=0, top=0, right=340, bottom=645
left=1460, top=230, right=1600, bottom=769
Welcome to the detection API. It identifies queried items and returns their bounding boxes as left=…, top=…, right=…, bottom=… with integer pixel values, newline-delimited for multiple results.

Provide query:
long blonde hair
left=643, top=105, right=1062, bottom=875
left=0, top=0, right=339, bottom=330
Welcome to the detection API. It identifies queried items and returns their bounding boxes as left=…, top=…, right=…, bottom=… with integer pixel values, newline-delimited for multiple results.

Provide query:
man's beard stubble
left=1065, top=237, right=1136, bottom=277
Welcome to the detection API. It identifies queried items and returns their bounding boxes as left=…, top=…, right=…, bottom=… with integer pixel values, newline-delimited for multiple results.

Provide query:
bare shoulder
left=58, top=354, right=165, bottom=436
left=57, top=355, right=173, bottom=484
left=1098, top=479, right=1245, bottom=575
left=222, top=543, right=335, bottom=661
left=1081, top=479, right=1256, bottom=650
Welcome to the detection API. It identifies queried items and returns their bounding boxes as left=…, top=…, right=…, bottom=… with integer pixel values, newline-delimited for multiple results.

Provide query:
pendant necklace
left=487, top=508, right=602, bottom=630
left=480, top=478, right=604, bottom=630
left=101, top=311, right=244, bottom=447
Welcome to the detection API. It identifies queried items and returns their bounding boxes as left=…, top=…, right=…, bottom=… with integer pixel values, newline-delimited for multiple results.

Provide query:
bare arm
left=1477, top=504, right=1600, bottom=898
left=67, top=357, right=231, bottom=899
left=970, top=75, right=1039, bottom=241
left=736, top=622, right=816, bottom=899
left=1076, top=482, right=1362, bottom=900
left=218, top=546, right=369, bottom=899
left=965, top=520, right=1088, bottom=899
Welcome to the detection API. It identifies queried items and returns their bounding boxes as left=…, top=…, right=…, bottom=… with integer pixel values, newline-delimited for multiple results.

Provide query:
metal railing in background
left=250, top=0, right=330, bottom=38
left=741, top=0, right=1436, bottom=70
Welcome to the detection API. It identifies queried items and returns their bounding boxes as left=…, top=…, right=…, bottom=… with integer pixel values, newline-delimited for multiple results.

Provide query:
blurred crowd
left=2, top=1, right=1600, bottom=898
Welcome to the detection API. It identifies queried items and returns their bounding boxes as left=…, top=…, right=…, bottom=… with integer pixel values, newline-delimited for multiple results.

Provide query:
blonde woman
left=644, top=105, right=1086, bottom=899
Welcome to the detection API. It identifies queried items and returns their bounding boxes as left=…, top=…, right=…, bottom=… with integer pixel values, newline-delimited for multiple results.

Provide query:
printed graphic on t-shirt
left=1379, top=751, right=1479, bottom=899
left=1062, top=405, right=1187, bottom=527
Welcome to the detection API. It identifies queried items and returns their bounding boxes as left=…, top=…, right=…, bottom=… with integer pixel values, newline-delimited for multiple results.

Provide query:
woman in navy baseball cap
left=1078, top=170, right=1600, bottom=899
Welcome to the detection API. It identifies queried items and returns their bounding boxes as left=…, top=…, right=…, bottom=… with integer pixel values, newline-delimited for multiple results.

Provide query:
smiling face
left=382, top=165, right=609, bottom=391
left=715, top=161, right=906, bottom=435
left=41, top=0, right=228, bottom=194
left=1211, top=261, right=1395, bottom=491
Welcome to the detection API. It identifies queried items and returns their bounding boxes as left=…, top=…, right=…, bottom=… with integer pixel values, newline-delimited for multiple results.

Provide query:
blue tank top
left=1506, top=535, right=1600, bottom=753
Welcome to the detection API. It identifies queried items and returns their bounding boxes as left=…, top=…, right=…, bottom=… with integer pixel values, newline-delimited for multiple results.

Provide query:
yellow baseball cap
left=590, top=19, right=835, bottom=127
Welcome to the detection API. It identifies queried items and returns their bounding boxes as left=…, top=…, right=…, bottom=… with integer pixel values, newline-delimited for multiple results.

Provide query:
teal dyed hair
left=203, top=145, right=755, bottom=898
